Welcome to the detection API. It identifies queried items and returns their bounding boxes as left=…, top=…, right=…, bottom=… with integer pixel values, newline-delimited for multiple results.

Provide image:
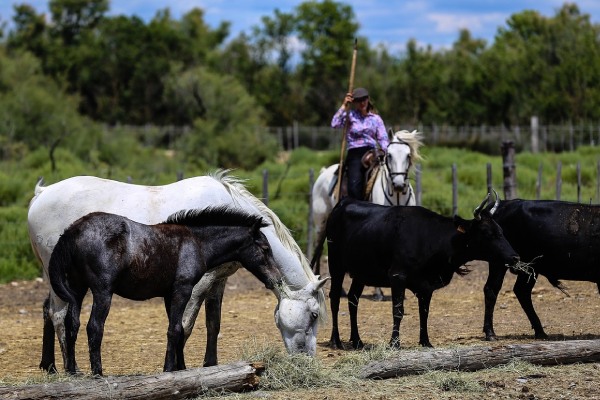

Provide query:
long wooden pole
left=334, top=38, right=358, bottom=202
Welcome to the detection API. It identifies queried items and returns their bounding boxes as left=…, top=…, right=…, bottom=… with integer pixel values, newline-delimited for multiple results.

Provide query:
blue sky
left=2, top=1, right=599, bottom=54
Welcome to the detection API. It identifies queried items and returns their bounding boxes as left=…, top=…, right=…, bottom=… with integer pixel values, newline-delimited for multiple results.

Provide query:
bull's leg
left=87, top=292, right=112, bottom=376
left=513, top=273, right=548, bottom=339
left=417, top=291, right=433, bottom=347
left=483, top=264, right=509, bottom=341
left=389, top=274, right=407, bottom=348
left=347, top=279, right=365, bottom=349
left=40, top=295, right=57, bottom=373
left=328, top=271, right=345, bottom=349
left=203, top=279, right=226, bottom=367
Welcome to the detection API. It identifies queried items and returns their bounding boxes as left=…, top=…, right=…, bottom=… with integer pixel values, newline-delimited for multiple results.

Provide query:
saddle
left=328, top=149, right=385, bottom=201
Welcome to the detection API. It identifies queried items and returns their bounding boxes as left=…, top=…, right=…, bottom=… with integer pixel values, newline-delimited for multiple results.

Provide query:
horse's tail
left=27, top=177, right=47, bottom=268
left=48, top=231, right=79, bottom=322
left=309, top=223, right=327, bottom=274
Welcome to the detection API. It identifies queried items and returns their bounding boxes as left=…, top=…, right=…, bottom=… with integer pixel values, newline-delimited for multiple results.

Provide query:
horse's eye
left=311, top=312, right=318, bottom=320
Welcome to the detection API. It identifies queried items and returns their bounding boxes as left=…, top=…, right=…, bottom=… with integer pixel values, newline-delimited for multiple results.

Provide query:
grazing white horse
left=311, top=130, right=424, bottom=280
left=28, top=170, right=327, bottom=373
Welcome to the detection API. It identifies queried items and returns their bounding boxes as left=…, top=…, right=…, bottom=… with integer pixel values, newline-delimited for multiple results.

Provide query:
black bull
left=483, top=199, right=600, bottom=341
left=326, top=196, right=520, bottom=349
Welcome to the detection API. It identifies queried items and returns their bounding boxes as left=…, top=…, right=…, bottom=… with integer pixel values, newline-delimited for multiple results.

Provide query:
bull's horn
left=473, top=192, right=491, bottom=219
left=490, top=189, right=500, bottom=215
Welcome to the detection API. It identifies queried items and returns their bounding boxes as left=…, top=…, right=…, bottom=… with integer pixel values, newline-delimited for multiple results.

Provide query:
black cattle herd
left=322, top=192, right=600, bottom=349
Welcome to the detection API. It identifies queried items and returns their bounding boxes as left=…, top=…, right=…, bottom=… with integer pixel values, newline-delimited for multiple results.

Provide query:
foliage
left=4, top=2, right=600, bottom=128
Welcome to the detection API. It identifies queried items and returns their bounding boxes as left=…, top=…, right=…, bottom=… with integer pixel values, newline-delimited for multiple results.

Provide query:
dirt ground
left=1, top=259, right=600, bottom=399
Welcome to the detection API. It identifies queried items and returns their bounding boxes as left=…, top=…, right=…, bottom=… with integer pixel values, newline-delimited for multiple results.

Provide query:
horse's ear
left=251, top=220, right=262, bottom=236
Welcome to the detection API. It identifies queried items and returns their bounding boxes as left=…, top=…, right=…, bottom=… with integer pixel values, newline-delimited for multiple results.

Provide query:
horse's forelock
left=393, top=130, right=424, bottom=162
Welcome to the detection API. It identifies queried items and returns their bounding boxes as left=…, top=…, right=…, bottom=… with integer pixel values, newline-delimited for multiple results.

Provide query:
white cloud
left=428, top=12, right=506, bottom=35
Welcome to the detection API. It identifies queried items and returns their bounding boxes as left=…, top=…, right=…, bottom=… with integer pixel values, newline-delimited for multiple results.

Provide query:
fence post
left=501, top=141, right=517, bottom=200
left=306, top=169, right=315, bottom=260
left=262, top=169, right=269, bottom=206
left=486, top=163, right=492, bottom=194
left=536, top=162, right=543, bottom=200
left=556, top=161, right=562, bottom=200
left=452, top=163, right=458, bottom=216
left=415, top=163, right=422, bottom=206
left=597, top=160, right=600, bottom=203
left=577, top=161, right=581, bottom=203
left=531, top=116, right=539, bottom=153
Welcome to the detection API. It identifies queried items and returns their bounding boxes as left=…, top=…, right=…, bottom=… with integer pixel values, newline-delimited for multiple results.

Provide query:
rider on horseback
left=331, top=87, right=389, bottom=199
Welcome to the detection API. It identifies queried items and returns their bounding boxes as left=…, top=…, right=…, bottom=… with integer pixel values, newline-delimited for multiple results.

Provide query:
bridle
left=378, top=139, right=413, bottom=205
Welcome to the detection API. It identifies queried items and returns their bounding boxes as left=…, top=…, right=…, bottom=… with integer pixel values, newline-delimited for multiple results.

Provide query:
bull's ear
left=454, top=216, right=469, bottom=233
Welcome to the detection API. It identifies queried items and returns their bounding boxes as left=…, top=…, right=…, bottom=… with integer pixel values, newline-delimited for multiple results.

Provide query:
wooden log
left=0, top=361, right=265, bottom=400
left=361, top=340, right=600, bottom=379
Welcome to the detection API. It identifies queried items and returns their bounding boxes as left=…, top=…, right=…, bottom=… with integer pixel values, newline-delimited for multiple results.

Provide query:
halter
left=374, top=139, right=414, bottom=205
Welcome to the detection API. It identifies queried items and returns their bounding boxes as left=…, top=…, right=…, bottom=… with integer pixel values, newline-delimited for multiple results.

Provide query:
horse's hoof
left=535, top=333, right=549, bottom=340
left=485, top=335, right=498, bottom=341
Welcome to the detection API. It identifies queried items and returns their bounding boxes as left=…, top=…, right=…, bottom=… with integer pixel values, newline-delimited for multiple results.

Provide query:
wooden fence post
left=577, top=161, right=581, bottom=203
left=536, top=162, right=543, bottom=200
left=597, top=160, right=600, bottom=203
left=415, top=163, right=422, bottom=206
left=486, top=163, right=492, bottom=194
left=262, top=169, right=269, bottom=206
left=452, top=163, right=458, bottom=216
left=306, top=169, right=315, bottom=260
left=556, top=161, right=562, bottom=200
left=501, top=141, right=517, bottom=200
left=531, top=116, right=539, bottom=153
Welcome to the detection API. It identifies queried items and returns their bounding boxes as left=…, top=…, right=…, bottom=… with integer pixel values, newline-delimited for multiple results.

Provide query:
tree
left=294, top=0, right=359, bottom=125
left=0, top=50, right=87, bottom=171
left=164, top=66, right=277, bottom=169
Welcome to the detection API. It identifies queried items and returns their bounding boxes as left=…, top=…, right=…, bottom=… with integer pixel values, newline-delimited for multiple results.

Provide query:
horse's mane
left=164, top=205, right=268, bottom=228
left=392, top=130, right=424, bottom=162
left=209, top=169, right=328, bottom=323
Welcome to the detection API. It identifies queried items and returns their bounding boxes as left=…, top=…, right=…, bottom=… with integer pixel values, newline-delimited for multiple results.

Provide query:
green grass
left=2, top=144, right=600, bottom=283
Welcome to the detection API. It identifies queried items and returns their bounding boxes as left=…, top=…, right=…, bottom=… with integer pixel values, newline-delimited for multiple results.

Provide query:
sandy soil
left=1, top=260, right=600, bottom=399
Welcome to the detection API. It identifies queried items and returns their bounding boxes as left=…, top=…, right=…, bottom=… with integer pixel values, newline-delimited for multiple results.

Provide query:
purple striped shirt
left=331, top=107, right=389, bottom=150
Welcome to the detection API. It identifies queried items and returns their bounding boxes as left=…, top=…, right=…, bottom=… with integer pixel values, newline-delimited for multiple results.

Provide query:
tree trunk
left=361, top=340, right=600, bottom=379
left=0, top=361, right=264, bottom=400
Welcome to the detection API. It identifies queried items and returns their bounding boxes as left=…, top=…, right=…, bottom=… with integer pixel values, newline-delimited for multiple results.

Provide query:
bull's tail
left=48, top=232, right=80, bottom=325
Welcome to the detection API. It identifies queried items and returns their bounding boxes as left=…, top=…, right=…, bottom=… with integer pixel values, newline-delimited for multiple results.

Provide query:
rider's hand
left=342, top=93, right=353, bottom=108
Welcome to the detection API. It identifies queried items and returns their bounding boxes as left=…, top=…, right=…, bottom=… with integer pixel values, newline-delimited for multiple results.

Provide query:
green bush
left=0, top=207, right=39, bottom=282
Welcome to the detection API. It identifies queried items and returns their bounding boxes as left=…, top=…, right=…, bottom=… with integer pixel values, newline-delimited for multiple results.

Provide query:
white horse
left=28, top=170, right=328, bottom=373
left=311, top=130, right=424, bottom=281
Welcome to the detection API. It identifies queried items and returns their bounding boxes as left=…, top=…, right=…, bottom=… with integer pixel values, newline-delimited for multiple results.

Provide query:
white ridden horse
left=28, top=170, right=328, bottom=373
left=311, top=130, right=424, bottom=290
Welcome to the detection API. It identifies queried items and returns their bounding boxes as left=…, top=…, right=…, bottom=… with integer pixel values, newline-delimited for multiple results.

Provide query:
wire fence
left=118, top=119, right=600, bottom=155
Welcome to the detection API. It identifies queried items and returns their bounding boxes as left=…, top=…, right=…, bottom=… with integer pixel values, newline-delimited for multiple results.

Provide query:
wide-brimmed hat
left=352, top=87, right=369, bottom=99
